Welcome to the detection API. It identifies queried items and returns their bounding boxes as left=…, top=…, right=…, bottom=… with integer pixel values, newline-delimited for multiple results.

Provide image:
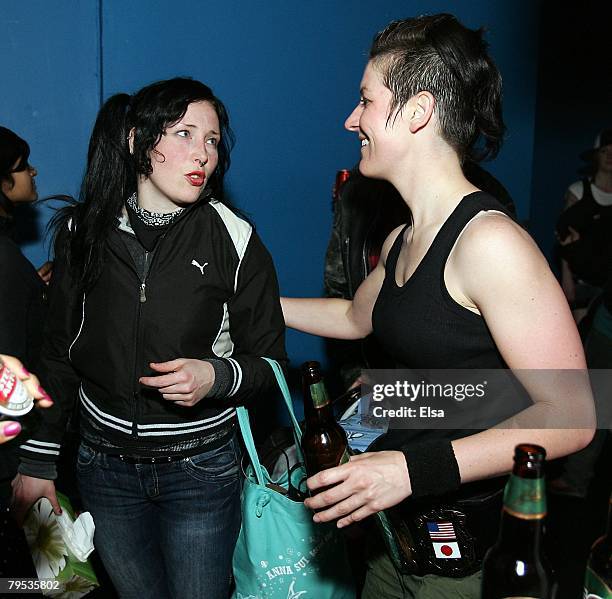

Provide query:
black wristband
left=401, top=440, right=461, bottom=500
left=206, top=358, right=233, bottom=398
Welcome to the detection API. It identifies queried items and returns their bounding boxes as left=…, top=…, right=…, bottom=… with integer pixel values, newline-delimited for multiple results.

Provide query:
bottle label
left=584, top=565, right=612, bottom=598
left=503, top=474, right=546, bottom=520
left=339, top=448, right=350, bottom=465
left=309, top=382, right=330, bottom=409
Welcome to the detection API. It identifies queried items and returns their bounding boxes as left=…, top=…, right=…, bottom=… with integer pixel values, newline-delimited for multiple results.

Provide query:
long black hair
left=0, top=126, right=31, bottom=214
left=54, top=77, right=235, bottom=292
left=370, top=14, right=505, bottom=163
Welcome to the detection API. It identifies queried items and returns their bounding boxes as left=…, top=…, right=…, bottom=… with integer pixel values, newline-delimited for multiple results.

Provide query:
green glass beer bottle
left=300, top=361, right=349, bottom=478
left=481, top=443, right=553, bottom=599
left=584, top=493, right=612, bottom=598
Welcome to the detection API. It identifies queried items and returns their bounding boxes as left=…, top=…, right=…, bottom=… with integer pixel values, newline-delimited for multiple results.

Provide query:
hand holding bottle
left=304, top=450, right=412, bottom=528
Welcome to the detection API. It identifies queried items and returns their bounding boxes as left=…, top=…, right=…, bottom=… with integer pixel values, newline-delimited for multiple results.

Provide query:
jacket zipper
left=119, top=204, right=193, bottom=439
left=131, top=248, right=156, bottom=437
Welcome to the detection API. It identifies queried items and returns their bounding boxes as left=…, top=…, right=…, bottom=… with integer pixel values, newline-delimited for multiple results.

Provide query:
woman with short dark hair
left=282, top=14, right=594, bottom=596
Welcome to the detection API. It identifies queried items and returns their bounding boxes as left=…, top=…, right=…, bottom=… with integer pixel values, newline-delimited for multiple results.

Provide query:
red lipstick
left=185, top=171, right=205, bottom=187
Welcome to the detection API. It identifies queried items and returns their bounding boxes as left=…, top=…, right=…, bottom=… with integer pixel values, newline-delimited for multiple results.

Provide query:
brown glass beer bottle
left=481, top=443, right=553, bottom=599
left=300, top=361, right=349, bottom=478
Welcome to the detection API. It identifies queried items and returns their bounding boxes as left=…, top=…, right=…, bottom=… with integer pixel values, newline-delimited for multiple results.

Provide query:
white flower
left=23, top=498, right=67, bottom=580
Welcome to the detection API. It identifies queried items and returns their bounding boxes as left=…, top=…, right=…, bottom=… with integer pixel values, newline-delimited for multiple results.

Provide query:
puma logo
left=191, top=259, right=209, bottom=275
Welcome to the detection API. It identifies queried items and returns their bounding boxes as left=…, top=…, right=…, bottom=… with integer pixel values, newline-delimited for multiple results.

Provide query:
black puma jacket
left=19, top=199, right=286, bottom=469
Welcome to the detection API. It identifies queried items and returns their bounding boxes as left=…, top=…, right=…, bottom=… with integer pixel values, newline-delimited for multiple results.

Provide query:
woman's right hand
left=11, top=474, right=61, bottom=527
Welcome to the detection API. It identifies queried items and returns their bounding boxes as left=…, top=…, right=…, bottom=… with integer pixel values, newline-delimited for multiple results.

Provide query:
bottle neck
left=496, top=472, right=546, bottom=552
left=304, top=398, right=335, bottom=426
left=303, top=378, right=335, bottom=425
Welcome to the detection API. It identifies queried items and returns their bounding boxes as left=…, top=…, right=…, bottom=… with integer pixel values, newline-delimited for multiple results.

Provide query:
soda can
left=0, top=359, right=34, bottom=416
left=333, top=169, right=351, bottom=201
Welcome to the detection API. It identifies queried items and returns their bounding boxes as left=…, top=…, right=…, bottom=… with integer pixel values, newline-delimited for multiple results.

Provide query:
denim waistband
left=81, top=418, right=236, bottom=458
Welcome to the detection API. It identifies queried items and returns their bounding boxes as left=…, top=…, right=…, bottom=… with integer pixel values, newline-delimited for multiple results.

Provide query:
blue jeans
left=76, top=435, right=242, bottom=599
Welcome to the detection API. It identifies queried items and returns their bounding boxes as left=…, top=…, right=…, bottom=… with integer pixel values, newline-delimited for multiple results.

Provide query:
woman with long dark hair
left=282, top=15, right=594, bottom=597
left=12, top=78, right=286, bottom=598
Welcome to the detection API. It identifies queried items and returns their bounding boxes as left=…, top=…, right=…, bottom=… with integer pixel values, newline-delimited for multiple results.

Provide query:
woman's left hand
left=139, top=359, right=215, bottom=406
left=304, top=450, right=412, bottom=528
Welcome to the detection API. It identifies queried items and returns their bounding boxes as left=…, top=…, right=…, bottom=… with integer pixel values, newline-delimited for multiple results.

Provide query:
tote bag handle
left=236, top=358, right=304, bottom=487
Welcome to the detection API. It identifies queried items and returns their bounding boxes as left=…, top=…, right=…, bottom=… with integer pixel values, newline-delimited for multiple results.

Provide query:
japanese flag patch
left=427, top=521, right=462, bottom=559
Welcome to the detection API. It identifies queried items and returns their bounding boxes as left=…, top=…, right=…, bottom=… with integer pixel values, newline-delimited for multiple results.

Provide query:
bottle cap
left=514, top=443, right=546, bottom=464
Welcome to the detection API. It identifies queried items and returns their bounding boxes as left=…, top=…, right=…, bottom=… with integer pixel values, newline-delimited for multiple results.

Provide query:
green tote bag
left=232, top=358, right=355, bottom=599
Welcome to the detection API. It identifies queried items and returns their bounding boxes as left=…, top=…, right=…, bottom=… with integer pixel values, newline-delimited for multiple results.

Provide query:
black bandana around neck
left=126, top=192, right=184, bottom=227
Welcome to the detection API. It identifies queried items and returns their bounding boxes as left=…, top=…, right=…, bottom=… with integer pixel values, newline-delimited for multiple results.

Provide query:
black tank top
left=372, top=191, right=508, bottom=369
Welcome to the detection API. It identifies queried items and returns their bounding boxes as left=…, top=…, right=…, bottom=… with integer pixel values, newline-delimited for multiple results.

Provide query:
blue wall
left=2, top=1, right=541, bottom=370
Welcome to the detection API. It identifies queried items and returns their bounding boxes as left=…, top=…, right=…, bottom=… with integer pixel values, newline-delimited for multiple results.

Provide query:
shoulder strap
left=423, top=192, right=508, bottom=270
left=382, top=224, right=409, bottom=283
left=236, top=358, right=304, bottom=486
left=581, top=178, right=595, bottom=204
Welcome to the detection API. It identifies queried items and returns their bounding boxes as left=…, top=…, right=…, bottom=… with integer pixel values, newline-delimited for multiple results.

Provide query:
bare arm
left=280, top=226, right=405, bottom=340
left=448, top=213, right=593, bottom=483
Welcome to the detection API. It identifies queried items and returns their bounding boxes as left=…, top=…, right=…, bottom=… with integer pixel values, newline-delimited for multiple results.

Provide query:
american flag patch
left=427, top=521, right=456, bottom=540
left=427, top=521, right=462, bottom=559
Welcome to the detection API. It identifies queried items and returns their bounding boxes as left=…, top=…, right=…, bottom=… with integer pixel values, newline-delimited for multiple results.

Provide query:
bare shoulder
left=450, top=211, right=553, bottom=302
left=454, top=212, right=542, bottom=268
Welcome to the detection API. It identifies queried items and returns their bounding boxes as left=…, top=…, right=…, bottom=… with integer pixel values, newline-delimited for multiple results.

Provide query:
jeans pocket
left=182, top=437, right=240, bottom=483
left=76, top=443, right=99, bottom=475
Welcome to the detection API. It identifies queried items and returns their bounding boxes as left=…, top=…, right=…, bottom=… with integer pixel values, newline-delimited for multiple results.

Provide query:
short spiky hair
left=370, top=14, right=505, bottom=162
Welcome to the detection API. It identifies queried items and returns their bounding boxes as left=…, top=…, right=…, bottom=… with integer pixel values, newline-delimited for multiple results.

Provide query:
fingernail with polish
left=4, top=422, right=22, bottom=437
left=38, top=386, right=52, bottom=401
left=21, top=366, right=31, bottom=377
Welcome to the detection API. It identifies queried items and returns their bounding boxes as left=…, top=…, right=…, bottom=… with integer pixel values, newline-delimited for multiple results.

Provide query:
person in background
left=0, top=127, right=54, bottom=521
left=0, top=127, right=51, bottom=368
left=11, top=78, right=286, bottom=599
left=282, top=14, right=594, bottom=597
left=557, top=129, right=612, bottom=326
left=551, top=130, right=612, bottom=498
